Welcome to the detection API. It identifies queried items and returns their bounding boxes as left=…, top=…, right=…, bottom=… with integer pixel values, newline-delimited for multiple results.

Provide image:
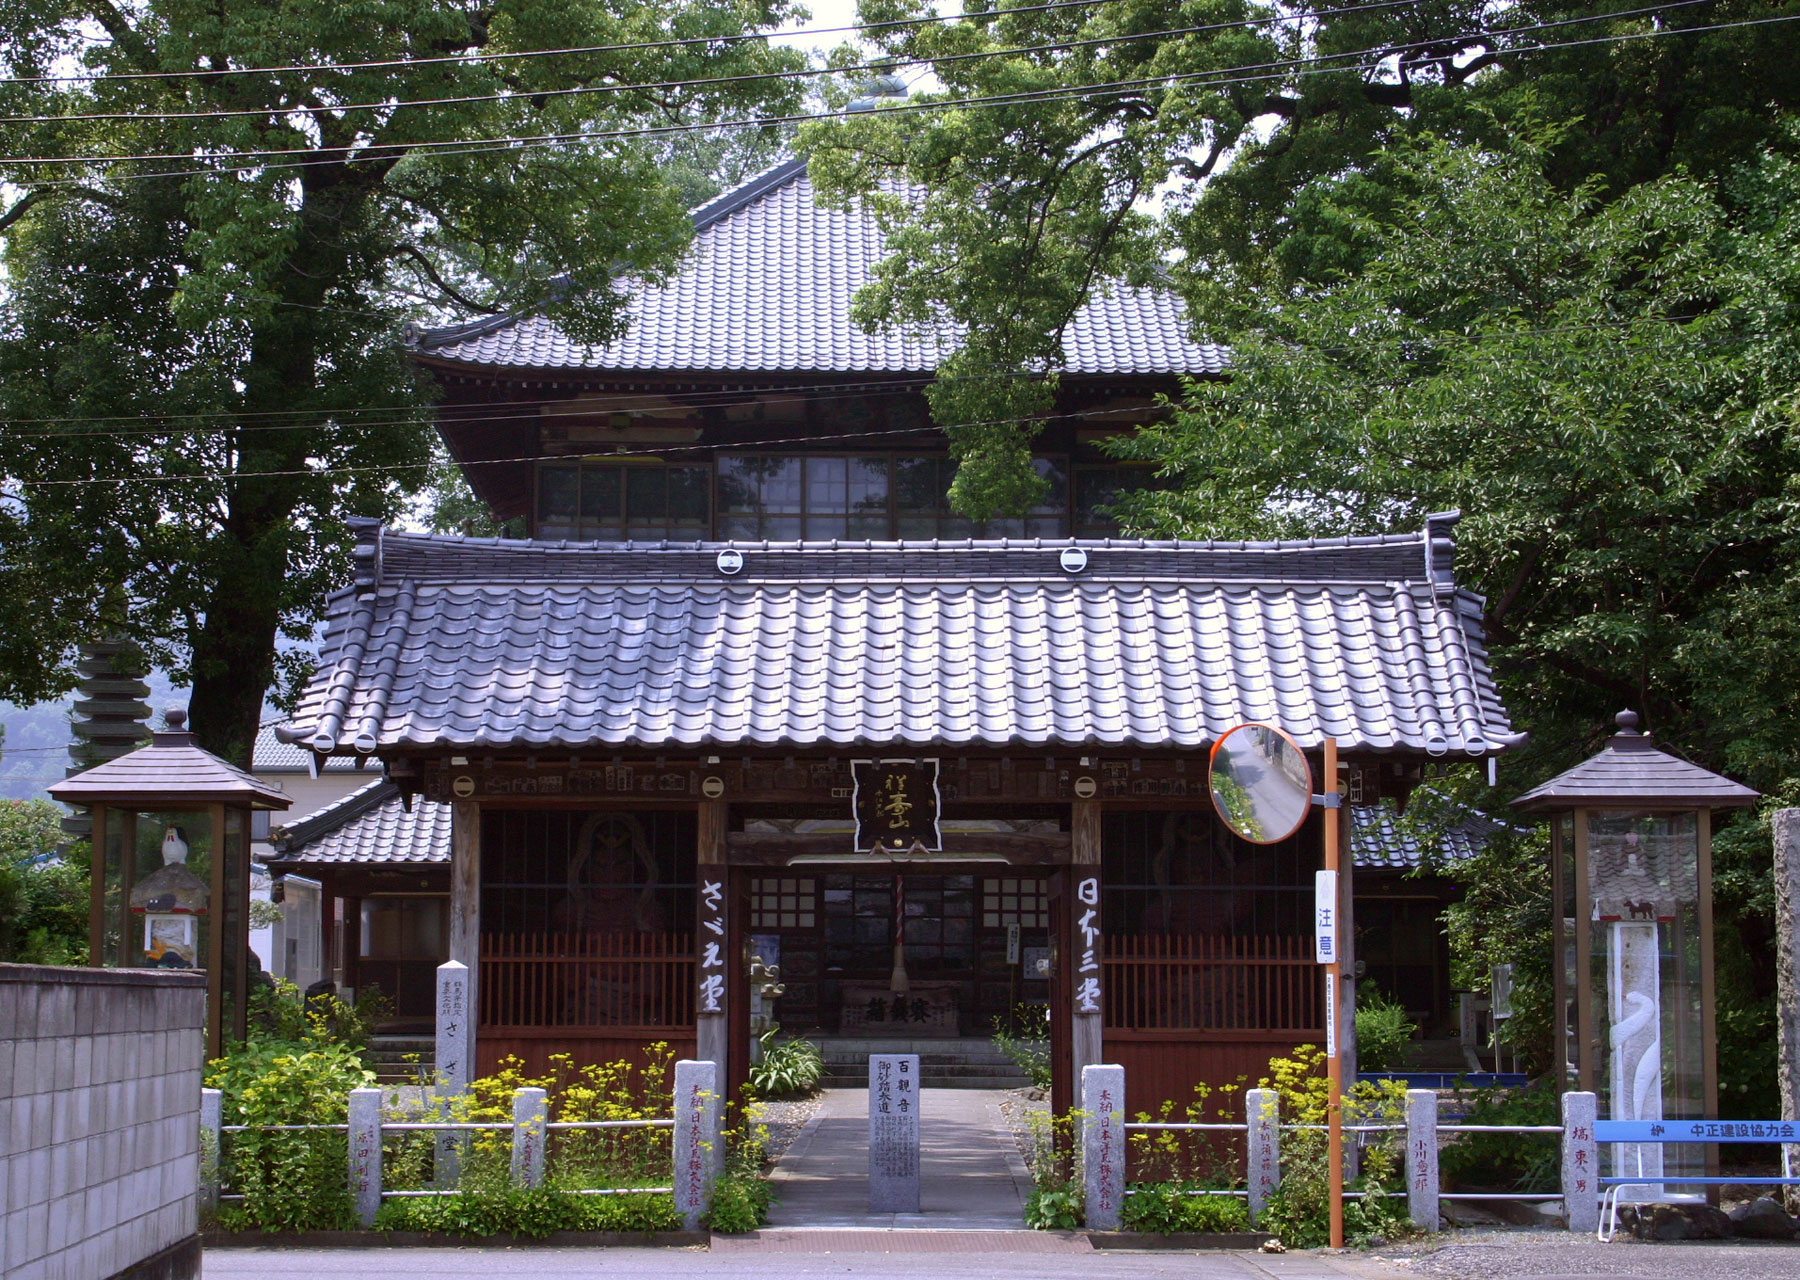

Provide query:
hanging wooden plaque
left=852, top=759, right=942, bottom=853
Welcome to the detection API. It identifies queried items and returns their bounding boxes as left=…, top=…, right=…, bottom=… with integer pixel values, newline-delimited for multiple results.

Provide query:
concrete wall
left=1, top=964, right=205, bottom=1280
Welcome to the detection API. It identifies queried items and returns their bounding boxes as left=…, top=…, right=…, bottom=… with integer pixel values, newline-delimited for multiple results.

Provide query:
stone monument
left=869, top=1054, right=921, bottom=1213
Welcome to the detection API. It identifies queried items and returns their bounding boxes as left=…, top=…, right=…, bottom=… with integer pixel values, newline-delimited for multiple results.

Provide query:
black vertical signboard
left=851, top=759, right=942, bottom=853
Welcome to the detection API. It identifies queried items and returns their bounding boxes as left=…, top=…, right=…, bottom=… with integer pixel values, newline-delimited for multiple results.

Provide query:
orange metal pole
left=1324, top=737, right=1344, bottom=1250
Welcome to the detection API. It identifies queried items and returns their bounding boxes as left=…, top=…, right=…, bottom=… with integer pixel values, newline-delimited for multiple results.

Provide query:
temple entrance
left=747, top=870, right=1053, bottom=1039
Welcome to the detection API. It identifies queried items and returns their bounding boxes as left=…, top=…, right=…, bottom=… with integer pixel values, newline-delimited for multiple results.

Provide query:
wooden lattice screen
left=480, top=931, right=695, bottom=1031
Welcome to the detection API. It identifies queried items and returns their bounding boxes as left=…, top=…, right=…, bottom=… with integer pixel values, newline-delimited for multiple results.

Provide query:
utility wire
left=0, top=0, right=1469, bottom=125
left=0, top=307, right=1763, bottom=439
left=4, top=7, right=1779, bottom=183
left=0, top=0, right=1123, bottom=86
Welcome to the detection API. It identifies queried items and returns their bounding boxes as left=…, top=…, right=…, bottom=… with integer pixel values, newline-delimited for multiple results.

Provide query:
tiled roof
left=50, top=721, right=291, bottom=809
left=254, top=724, right=359, bottom=772
left=276, top=515, right=1516, bottom=758
left=1349, top=800, right=1518, bottom=870
left=1512, top=712, right=1757, bottom=811
left=268, top=779, right=450, bottom=866
left=408, top=157, right=1228, bottom=378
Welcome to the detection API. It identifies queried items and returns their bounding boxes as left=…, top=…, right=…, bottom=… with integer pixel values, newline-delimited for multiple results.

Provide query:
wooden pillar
left=115, top=810, right=138, bottom=968
left=449, top=800, right=481, bottom=1046
left=87, top=805, right=108, bottom=967
left=1070, top=799, right=1103, bottom=1089
left=1337, top=799, right=1358, bottom=1080
left=696, top=801, right=729, bottom=1073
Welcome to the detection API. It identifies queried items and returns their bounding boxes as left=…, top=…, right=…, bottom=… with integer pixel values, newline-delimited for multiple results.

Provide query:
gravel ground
left=745, top=1093, right=823, bottom=1164
left=997, top=1087, right=1051, bottom=1171
left=1346, top=1228, right=1800, bottom=1280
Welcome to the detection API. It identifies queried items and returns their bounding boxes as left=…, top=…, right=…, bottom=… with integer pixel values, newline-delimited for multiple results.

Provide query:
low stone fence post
left=199, top=1087, right=222, bottom=1218
left=1561, top=1091, right=1599, bottom=1233
left=1081, top=1063, right=1125, bottom=1231
left=512, top=1086, right=548, bottom=1188
left=348, top=1086, right=383, bottom=1228
left=1246, top=1087, right=1280, bottom=1224
left=673, top=1059, right=719, bottom=1231
left=1406, top=1089, right=1440, bottom=1230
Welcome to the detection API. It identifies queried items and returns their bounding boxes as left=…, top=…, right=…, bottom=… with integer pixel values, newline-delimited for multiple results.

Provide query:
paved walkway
left=755, top=1088, right=1038, bottom=1233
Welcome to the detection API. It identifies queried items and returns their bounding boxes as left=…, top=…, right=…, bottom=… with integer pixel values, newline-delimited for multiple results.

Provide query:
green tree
left=0, top=798, right=88, bottom=964
left=1, top=0, right=806, bottom=762
left=801, top=0, right=1800, bottom=515
left=1108, top=123, right=1800, bottom=1110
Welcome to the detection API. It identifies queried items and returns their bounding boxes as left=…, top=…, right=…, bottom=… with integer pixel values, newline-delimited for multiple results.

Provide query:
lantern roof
left=48, top=708, right=292, bottom=810
left=1511, top=711, right=1758, bottom=813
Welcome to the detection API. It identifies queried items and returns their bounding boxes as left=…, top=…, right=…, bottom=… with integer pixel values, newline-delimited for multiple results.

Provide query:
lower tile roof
left=279, top=517, right=1516, bottom=759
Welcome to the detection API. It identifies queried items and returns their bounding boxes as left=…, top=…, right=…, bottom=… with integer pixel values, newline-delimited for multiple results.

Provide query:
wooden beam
left=87, top=805, right=107, bottom=967
left=722, top=829, right=1072, bottom=866
left=1070, top=800, right=1103, bottom=1093
left=450, top=801, right=481, bottom=1026
left=696, top=801, right=729, bottom=1074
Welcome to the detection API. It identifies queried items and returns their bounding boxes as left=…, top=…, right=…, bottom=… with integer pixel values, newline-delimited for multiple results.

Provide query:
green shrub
left=206, top=1040, right=373, bottom=1231
left=746, top=1027, right=822, bottom=1098
left=1437, top=1078, right=1560, bottom=1192
left=373, top=1188, right=678, bottom=1236
left=1252, top=1045, right=1414, bottom=1247
left=1120, top=1184, right=1251, bottom=1234
left=991, top=1003, right=1052, bottom=1090
left=1354, top=983, right=1417, bottom=1073
left=1024, top=1184, right=1083, bottom=1230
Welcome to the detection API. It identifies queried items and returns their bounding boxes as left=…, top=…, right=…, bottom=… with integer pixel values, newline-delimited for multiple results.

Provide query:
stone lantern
left=51, top=707, right=290, bottom=1058
left=1513, top=710, right=1757, bottom=1184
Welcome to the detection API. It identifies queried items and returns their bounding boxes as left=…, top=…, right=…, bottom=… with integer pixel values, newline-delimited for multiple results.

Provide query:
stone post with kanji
left=673, top=1059, right=720, bottom=1231
left=1561, top=1090, right=1599, bottom=1233
left=435, top=959, right=473, bottom=1186
left=869, top=1054, right=921, bottom=1213
left=1082, top=1064, right=1125, bottom=1231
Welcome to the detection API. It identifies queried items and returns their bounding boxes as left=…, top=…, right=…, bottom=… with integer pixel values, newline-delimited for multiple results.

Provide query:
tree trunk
left=1772, top=808, right=1800, bottom=1214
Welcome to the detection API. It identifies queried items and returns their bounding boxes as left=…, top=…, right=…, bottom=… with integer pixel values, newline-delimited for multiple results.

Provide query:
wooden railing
left=480, top=932, right=694, bottom=1032
left=1104, top=934, right=1321, bottom=1033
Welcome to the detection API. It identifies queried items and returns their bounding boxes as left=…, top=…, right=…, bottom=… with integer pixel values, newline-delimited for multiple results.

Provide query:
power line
left=2, top=306, right=1763, bottom=439
left=4, top=6, right=1772, bottom=182
left=0, top=0, right=1125, bottom=86
left=5, top=403, right=1171, bottom=488
left=0, top=0, right=1448, bottom=126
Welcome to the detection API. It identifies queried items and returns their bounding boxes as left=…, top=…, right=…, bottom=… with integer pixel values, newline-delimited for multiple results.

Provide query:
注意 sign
left=852, top=759, right=941, bottom=853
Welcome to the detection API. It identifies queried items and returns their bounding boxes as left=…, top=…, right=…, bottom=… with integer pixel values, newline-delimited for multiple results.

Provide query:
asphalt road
left=201, top=1235, right=1800, bottom=1280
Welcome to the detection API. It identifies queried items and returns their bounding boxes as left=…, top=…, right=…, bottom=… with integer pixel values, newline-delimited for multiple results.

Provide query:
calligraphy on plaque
left=851, top=759, right=942, bottom=853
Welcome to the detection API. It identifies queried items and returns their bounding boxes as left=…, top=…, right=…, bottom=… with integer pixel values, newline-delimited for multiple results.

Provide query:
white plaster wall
left=0, top=964, right=205, bottom=1280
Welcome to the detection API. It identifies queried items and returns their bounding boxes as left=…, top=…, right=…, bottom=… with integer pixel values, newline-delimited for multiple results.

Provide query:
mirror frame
left=1208, top=722, right=1314, bottom=845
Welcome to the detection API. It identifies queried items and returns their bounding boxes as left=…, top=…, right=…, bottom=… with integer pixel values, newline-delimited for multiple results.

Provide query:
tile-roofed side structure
left=253, top=723, right=361, bottom=772
left=1512, top=711, right=1758, bottom=811
left=1349, top=800, right=1521, bottom=870
left=266, top=780, right=451, bottom=867
left=406, top=157, right=1229, bottom=378
left=277, top=514, right=1517, bottom=760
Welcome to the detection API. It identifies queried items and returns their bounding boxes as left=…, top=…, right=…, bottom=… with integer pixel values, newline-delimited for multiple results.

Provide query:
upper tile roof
left=254, top=723, right=360, bottom=772
left=267, top=780, right=450, bottom=866
left=276, top=514, right=1516, bottom=758
left=1512, top=711, right=1757, bottom=812
left=407, top=157, right=1228, bottom=378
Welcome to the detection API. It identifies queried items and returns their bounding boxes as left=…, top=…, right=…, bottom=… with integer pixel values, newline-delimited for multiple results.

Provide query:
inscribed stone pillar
left=869, top=1054, right=921, bottom=1213
left=434, top=960, right=473, bottom=1186
left=1245, top=1088, right=1280, bottom=1224
left=674, top=1059, right=720, bottom=1230
left=1560, top=1090, right=1599, bottom=1234
left=348, top=1087, right=382, bottom=1227
left=696, top=801, right=729, bottom=1074
left=1774, top=808, right=1800, bottom=1211
left=1070, top=800, right=1104, bottom=1088
left=1081, top=1064, right=1125, bottom=1231
left=511, top=1086, right=547, bottom=1188
left=1405, top=1089, right=1439, bottom=1230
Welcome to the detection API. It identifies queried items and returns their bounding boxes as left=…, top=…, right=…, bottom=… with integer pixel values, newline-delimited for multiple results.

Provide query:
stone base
left=104, top=1235, right=201, bottom=1280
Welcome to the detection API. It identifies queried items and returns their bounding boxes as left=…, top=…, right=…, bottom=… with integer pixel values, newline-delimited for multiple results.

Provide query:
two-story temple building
left=273, top=157, right=1519, bottom=1111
